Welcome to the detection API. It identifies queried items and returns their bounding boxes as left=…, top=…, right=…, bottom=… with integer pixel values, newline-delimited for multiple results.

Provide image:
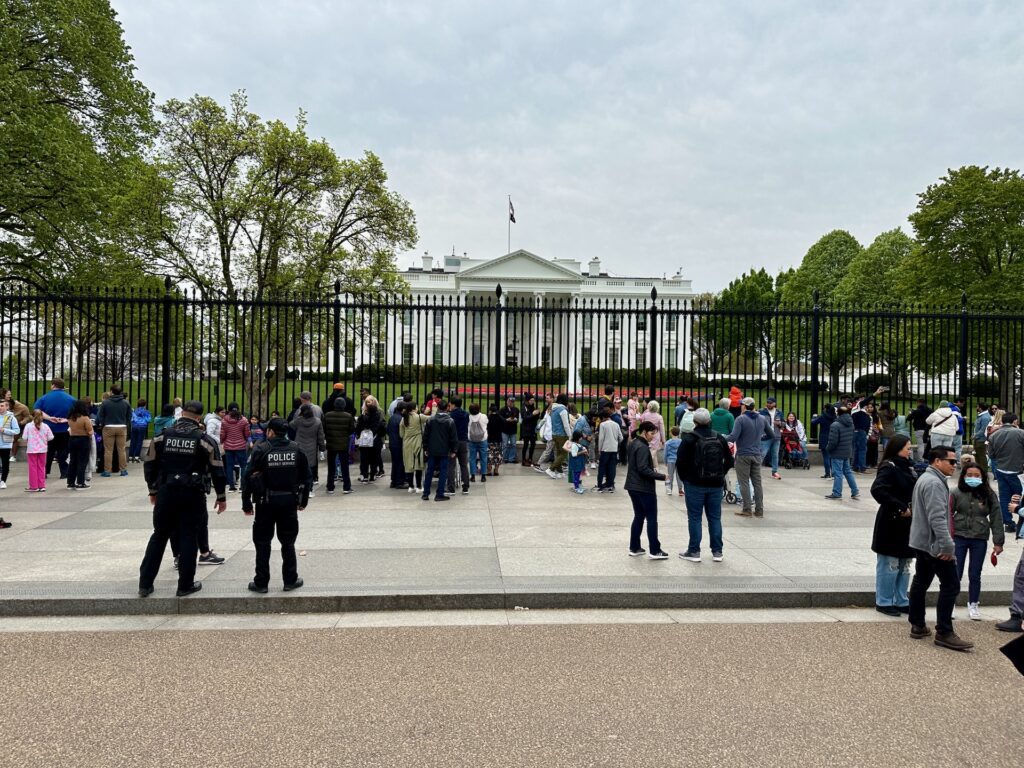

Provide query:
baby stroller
left=723, top=472, right=739, bottom=505
left=780, top=427, right=810, bottom=470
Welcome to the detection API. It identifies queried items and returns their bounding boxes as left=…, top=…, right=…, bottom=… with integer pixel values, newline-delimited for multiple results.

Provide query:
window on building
left=637, top=317, right=646, bottom=332
left=609, top=347, right=620, bottom=368
left=402, top=343, right=414, bottom=367
left=664, top=349, right=677, bottom=368
left=374, top=342, right=386, bottom=362
left=542, top=346, right=552, bottom=367
left=472, top=344, right=484, bottom=365
left=637, top=346, right=647, bottom=368
left=582, top=314, right=592, bottom=331
left=609, top=316, right=620, bottom=331
left=580, top=348, right=592, bottom=368
left=345, top=308, right=355, bottom=324
left=344, top=340, right=355, bottom=363
left=473, top=313, right=484, bottom=334
left=433, top=310, right=443, bottom=329
left=433, top=342, right=442, bottom=366
left=665, top=314, right=678, bottom=332
left=543, top=313, right=553, bottom=331
left=402, top=310, right=414, bottom=328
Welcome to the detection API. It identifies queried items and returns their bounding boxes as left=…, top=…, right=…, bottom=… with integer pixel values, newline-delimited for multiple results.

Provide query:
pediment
left=458, top=250, right=582, bottom=281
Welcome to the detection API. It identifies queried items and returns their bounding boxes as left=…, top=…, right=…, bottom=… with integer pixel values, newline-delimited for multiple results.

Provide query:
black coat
left=827, top=413, right=855, bottom=460
left=870, top=456, right=918, bottom=558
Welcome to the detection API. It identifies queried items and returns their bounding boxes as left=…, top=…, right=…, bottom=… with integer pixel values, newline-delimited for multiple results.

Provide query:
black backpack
left=694, top=433, right=727, bottom=481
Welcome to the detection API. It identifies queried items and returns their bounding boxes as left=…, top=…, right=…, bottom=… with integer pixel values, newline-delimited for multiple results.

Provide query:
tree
left=0, top=0, right=153, bottom=287
left=141, top=91, right=418, bottom=413
left=701, top=269, right=782, bottom=384
left=781, top=230, right=863, bottom=393
left=905, top=166, right=1024, bottom=408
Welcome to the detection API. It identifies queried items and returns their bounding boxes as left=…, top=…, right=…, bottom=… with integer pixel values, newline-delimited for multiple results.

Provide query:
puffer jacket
left=951, top=487, right=1005, bottom=544
left=423, top=412, right=458, bottom=457
left=219, top=413, right=250, bottom=451
left=926, top=406, right=958, bottom=437
left=624, top=436, right=666, bottom=494
left=826, top=413, right=855, bottom=460
left=323, top=409, right=355, bottom=451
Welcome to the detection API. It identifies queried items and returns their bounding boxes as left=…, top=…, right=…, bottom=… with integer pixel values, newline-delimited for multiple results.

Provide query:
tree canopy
left=0, top=0, right=154, bottom=288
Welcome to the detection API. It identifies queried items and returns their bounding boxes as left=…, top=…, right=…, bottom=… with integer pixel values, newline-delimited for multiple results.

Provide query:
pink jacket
left=23, top=422, right=53, bottom=454
left=219, top=414, right=251, bottom=451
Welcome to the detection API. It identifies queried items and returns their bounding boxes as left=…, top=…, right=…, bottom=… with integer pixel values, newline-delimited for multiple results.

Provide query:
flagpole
left=507, top=194, right=511, bottom=255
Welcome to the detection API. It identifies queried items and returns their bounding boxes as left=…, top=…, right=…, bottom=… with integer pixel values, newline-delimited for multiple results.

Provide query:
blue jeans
left=501, top=433, right=518, bottom=463
left=995, top=470, right=1021, bottom=526
left=468, top=441, right=488, bottom=477
left=853, top=431, right=868, bottom=471
left=684, top=484, right=723, bottom=554
left=761, top=438, right=780, bottom=473
left=955, top=536, right=988, bottom=603
left=875, top=554, right=911, bottom=607
left=423, top=455, right=449, bottom=499
left=830, top=458, right=859, bottom=497
left=224, top=448, right=247, bottom=489
left=129, top=426, right=147, bottom=459
left=598, top=451, right=618, bottom=489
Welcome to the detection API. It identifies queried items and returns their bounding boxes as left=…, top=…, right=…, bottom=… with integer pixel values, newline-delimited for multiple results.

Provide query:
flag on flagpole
left=509, top=199, right=516, bottom=224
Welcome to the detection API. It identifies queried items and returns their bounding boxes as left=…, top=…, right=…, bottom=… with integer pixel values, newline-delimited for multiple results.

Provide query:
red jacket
left=220, top=414, right=251, bottom=451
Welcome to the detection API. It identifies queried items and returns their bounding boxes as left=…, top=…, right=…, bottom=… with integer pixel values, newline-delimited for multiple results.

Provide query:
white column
left=533, top=292, right=543, bottom=369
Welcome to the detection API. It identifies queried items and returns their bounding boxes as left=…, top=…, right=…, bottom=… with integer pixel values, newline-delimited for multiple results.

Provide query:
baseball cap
left=766, top=396, right=776, bottom=404
left=741, top=397, right=755, bottom=407
left=693, top=408, right=712, bottom=425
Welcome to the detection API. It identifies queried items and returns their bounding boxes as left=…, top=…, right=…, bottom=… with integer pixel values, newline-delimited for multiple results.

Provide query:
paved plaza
left=0, top=459, right=1018, bottom=616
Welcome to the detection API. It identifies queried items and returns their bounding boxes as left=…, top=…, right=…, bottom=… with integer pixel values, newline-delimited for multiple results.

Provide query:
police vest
left=159, top=431, right=205, bottom=487
left=262, top=444, right=301, bottom=494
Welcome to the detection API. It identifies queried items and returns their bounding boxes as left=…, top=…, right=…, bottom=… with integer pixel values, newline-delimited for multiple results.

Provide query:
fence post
left=809, top=288, right=821, bottom=440
left=648, top=287, right=658, bottom=402
left=332, top=279, right=342, bottom=383
left=959, top=291, right=969, bottom=400
left=161, top=275, right=172, bottom=409
left=494, top=284, right=503, bottom=408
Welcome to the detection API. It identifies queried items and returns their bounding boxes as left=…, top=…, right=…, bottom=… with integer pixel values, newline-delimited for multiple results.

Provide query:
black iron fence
left=1, top=281, right=1022, bottom=436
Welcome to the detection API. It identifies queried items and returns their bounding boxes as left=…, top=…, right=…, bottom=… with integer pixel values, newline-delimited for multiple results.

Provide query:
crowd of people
left=1, top=378, right=1022, bottom=648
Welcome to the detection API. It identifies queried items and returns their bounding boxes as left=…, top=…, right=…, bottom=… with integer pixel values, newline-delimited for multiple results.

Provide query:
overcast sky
left=112, top=1, right=1024, bottom=292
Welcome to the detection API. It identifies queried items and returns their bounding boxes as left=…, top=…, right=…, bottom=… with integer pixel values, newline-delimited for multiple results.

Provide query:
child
left=23, top=409, right=53, bottom=492
left=0, top=397, right=21, bottom=489
left=129, top=398, right=152, bottom=463
left=567, top=417, right=592, bottom=494
left=248, top=415, right=266, bottom=445
left=486, top=403, right=503, bottom=477
left=153, top=404, right=175, bottom=437
left=67, top=399, right=94, bottom=489
left=172, top=397, right=183, bottom=420
left=597, top=405, right=621, bottom=492
left=664, top=426, right=682, bottom=496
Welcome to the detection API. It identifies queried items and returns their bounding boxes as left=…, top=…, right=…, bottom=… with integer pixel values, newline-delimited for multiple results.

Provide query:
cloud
left=113, top=0, right=1024, bottom=291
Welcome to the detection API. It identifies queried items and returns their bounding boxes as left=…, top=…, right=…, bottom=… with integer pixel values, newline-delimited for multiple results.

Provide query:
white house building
left=372, top=249, right=695, bottom=388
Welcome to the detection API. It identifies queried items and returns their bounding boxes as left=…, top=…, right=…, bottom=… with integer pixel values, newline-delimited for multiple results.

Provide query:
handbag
left=356, top=429, right=375, bottom=448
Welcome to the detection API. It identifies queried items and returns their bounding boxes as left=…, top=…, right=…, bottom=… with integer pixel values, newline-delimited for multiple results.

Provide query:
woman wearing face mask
left=870, top=434, right=918, bottom=615
left=951, top=463, right=1004, bottom=621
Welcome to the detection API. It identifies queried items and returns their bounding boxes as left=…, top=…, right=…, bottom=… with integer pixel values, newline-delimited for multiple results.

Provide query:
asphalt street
left=2, top=619, right=1021, bottom=767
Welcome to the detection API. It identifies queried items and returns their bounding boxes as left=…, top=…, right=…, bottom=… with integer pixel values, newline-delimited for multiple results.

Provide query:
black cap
left=267, top=417, right=289, bottom=435
left=183, top=400, right=204, bottom=416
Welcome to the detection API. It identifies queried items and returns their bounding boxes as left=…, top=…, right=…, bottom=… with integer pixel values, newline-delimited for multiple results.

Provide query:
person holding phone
left=758, top=397, right=783, bottom=479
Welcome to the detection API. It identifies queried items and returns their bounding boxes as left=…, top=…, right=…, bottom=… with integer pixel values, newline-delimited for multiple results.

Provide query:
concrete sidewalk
left=0, top=460, right=1017, bottom=616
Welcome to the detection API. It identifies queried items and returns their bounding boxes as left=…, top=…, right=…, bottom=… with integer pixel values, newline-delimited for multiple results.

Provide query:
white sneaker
left=665, top=487, right=672, bottom=495
left=545, top=469, right=558, bottom=479
left=8, top=457, right=15, bottom=463
left=968, top=602, right=982, bottom=621
left=0, top=480, right=6, bottom=489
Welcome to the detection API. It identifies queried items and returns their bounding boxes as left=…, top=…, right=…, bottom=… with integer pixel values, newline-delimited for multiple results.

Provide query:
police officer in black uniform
left=241, top=417, right=311, bottom=593
left=138, top=400, right=227, bottom=597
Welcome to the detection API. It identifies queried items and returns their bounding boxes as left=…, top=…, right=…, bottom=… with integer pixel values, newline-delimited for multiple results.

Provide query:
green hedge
left=968, top=375, right=1000, bottom=400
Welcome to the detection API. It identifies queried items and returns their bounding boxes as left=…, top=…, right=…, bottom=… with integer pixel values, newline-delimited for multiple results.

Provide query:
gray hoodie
left=909, top=465, right=954, bottom=557
left=97, top=394, right=131, bottom=428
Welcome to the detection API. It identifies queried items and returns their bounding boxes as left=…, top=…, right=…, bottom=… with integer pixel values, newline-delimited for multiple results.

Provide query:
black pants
left=522, top=434, right=537, bottom=463
left=598, top=451, right=618, bottom=489
left=406, top=469, right=423, bottom=488
left=46, top=431, right=69, bottom=478
left=390, top=440, right=406, bottom=487
left=139, top=488, right=203, bottom=592
left=172, top=507, right=209, bottom=558
left=252, top=499, right=299, bottom=588
left=327, top=449, right=351, bottom=491
left=628, top=490, right=661, bottom=553
left=67, top=435, right=90, bottom=487
left=359, top=446, right=376, bottom=480
left=909, top=548, right=960, bottom=634
left=447, top=441, right=469, bottom=493
left=0, top=448, right=9, bottom=483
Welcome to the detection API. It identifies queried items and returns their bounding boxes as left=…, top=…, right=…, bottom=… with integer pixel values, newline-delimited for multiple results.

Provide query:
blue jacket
left=812, top=412, right=836, bottom=448
left=727, top=410, right=773, bottom=457
left=449, top=408, right=470, bottom=442
left=827, top=413, right=856, bottom=460
left=664, top=437, right=682, bottom=464
left=34, top=389, right=76, bottom=434
left=550, top=404, right=570, bottom=437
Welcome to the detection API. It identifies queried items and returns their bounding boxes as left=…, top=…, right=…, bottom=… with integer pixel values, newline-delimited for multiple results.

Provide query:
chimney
left=588, top=257, right=601, bottom=276
left=422, top=251, right=432, bottom=271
